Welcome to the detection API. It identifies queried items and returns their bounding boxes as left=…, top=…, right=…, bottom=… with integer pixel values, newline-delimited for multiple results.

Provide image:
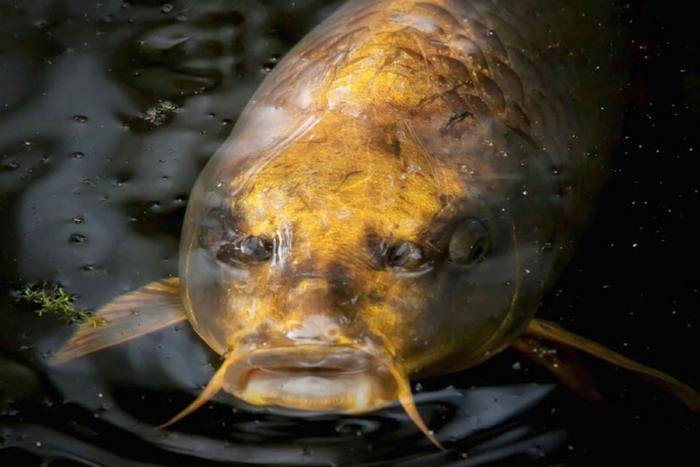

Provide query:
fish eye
left=197, top=208, right=273, bottom=267
left=216, top=235, right=273, bottom=266
left=448, top=218, right=489, bottom=266
left=386, top=241, right=429, bottom=271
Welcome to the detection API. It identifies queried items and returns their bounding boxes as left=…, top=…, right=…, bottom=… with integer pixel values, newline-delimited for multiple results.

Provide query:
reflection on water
left=1, top=374, right=560, bottom=466
left=0, top=0, right=698, bottom=465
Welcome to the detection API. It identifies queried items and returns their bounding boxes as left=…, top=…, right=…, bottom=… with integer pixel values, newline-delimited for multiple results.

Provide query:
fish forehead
left=229, top=116, right=468, bottom=245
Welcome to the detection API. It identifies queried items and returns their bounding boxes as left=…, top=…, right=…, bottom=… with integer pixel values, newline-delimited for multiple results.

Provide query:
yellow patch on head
left=232, top=114, right=466, bottom=249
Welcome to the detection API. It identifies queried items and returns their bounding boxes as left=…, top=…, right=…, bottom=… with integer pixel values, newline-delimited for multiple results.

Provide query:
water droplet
left=458, top=163, right=476, bottom=175
left=1, top=159, right=19, bottom=171
left=69, top=233, right=87, bottom=243
left=527, top=446, right=545, bottom=459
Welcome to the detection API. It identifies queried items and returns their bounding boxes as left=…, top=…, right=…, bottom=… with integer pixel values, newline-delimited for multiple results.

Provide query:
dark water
left=0, top=1, right=698, bottom=465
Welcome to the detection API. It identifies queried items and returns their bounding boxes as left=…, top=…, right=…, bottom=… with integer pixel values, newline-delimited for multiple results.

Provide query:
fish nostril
left=285, top=315, right=341, bottom=343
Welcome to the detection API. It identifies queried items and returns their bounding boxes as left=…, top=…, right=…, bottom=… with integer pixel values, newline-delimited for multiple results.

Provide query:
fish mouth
left=161, top=344, right=443, bottom=449
left=223, top=345, right=397, bottom=413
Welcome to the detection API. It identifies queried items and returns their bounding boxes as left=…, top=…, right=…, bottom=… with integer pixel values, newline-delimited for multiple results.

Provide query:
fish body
left=54, top=0, right=699, bottom=446
left=181, top=0, right=619, bottom=400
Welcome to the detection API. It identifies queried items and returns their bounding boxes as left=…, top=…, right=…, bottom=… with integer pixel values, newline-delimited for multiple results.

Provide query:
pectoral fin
left=521, top=318, right=700, bottom=412
left=511, top=335, right=602, bottom=403
left=51, top=278, right=187, bottom=365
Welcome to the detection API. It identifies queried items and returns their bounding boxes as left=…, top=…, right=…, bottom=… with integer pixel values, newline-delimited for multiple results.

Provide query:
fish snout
left=280, top=276, right=356, bottom=344
left=284, top=314, right=343, bottom=344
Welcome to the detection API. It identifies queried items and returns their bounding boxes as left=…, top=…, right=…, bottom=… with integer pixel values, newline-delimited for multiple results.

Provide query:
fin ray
left=512, top=335, right=602, bottom=402
left=51, top=278, right=186, bottom=365
left=525, top=318, right=700, bottom=412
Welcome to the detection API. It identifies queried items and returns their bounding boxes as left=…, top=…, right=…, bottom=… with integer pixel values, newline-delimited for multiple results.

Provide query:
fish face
left=178, top=109, right=540, bottom=414
left=176, top=0, right=568, bottom=417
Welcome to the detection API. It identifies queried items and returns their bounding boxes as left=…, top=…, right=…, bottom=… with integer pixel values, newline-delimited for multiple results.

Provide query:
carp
left=53, top=0, right=700, bottom=448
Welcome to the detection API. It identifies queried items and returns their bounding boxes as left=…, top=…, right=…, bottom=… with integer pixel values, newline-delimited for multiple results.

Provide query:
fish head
left=178, top=108, right=550, bottom=416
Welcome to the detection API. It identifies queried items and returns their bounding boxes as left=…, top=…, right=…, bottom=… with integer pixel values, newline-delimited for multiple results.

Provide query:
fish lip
left=223, top=345, right=398, bottom=412
left=246, top=345, right=372, bottom=374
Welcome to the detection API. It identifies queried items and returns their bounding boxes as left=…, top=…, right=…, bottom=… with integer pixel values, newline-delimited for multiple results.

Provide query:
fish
left=52, top=0, right=700, bottom=449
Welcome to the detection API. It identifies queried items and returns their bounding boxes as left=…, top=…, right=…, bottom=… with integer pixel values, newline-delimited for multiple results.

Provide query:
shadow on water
left=0, top=0, right=698, bottom=465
